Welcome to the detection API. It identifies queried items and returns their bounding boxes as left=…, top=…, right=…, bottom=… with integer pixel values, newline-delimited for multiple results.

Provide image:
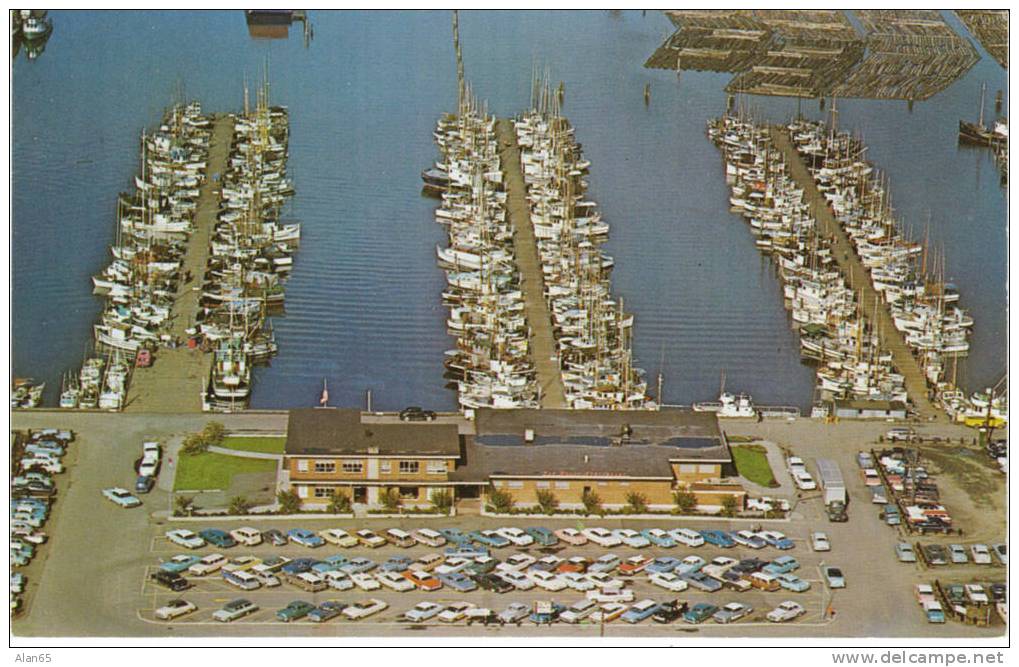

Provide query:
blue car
left=646, top=557, right=682, bottom=574
left=673, top=556, right=707, bottom=576
left=381, top=556, right=414, bottom=573
left=529, top=602, right=566, bottom=625
left=281, top=558, right=319, bottom=576
left=311, top=555, right=349, bottom=573
left=445, top=544, right=489, bottom=559
left=160, top=554, right=201, bottom=573
left=339, top=557, right=376, bottom=574
left=526, top=527, right=559, bottom=547
left=438, top=528, right=469, bottom=544
left=199, top=529, right=237, bottom=549
left=621, top=600, right=660, bottom=624
left=682, top=572, right=723, bottom=593
left=699, top=530, right=736, bottom=548
left=287, top=528, right=325, bottom=548
left=759, top=531, right=795, bottom=550
left=135, top=476, right=155, bottom=494
left=776, top=573, right=811, bottom=592
left=683, top=602, right=720, bottom=625
left=641, top=529, right=677, bottom=548
left=763, top=556, right=800, bottom=575
left=438, top=571, right=478, bottom=592
left=470, top=530, right=510, bottom=548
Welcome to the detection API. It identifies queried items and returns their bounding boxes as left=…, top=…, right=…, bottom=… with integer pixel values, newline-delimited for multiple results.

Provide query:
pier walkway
left=124, top=114, right=235, bottom=413
left=495, top=118, right=568, bottom=409
left=771, top=127, right=941, bottom=421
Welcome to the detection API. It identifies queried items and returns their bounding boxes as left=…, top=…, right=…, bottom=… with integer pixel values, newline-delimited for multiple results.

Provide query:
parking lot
left=9, top=411, right=1007, bottom=639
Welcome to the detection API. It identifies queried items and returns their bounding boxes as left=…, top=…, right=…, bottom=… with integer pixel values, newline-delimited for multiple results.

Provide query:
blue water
left=12, top=10, right=1007, bottom=411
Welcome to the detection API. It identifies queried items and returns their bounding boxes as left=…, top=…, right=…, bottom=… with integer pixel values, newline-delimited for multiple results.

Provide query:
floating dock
left=123, top=115, right=235, bottom=413
left=494, top=118, right=568, bottom=409
left=770, top=127, right=940, bottom=420
left=955, top=10, right=1008, bottom=69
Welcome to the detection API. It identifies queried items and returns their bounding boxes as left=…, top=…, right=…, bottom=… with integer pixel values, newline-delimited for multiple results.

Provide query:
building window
left=492, top=480, right=504, bottom=488
left=314, top=487, right=336, bottom=498
left=536, top=481, right=550, bottom=489
left=314, top=461, right=336, bottom=473
left=554, top=481, right=569, bottom=490
left=342, top=462, right=364, bottom=474
left=698, top=464, right=716, bottom=473
left=679, top=464, right=696, bottom=473
left=399, top=461, right=420, bottom=474
left=597, top=481, right=607, bottom=486
left=426, top=461, right=447, bottom=474
left=507, top=481, right=523, bottom=489
left=380, top=461, right=391, bottom=474
left=297, top=486, right=308, bottom=498
left=296, top=459, right=309, bottom=472
left=399, top=486, right=419, bottom=499
left=620, top=481, right=630, bottom=486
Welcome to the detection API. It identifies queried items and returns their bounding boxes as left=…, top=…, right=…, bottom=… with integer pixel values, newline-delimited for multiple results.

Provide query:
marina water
left=12, top=10, right=1007, bottom=411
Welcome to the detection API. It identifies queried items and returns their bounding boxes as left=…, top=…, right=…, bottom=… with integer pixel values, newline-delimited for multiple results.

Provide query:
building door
left=583, top=485, right=592, bottom=496
left=353, top=487, right=367, bottom=504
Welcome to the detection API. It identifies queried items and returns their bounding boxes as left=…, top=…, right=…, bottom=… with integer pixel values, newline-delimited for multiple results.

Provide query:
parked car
left=103, top=487, right=141, bottom=508
left=870, top=487, right=889, bottom=505
left=154, top=598, right=197, bottom=620
left=497, top=570, right=534, bottom=591
left=413, top=553, right=445, bottom=572
left=376, top=570, right=415, bottom=592
left=652, top=599, right=688, bottom=624
left=276, top=600, right=316, bottom=622
left=762, top=556, right=799, bottom=575
left=586, top=571, right=625, bottom=590
left=223, top=556, right=262, bottom=573
left=320, top=528, right=358, bottom=547
left=682, top=571, right=723, bottom=593
left=134, top=476, right=155, bottom=494
left=399, top=406, right=436, bottom=421
left=559, top=572, right=595, bottom=591
left=992, top=543, right=1007, bottom=565
left=439, top=571, right=479, bottom=592
left=948, top=544, right=969, bottom=564
left=881, top=504, right=901, bottom=526
left=621, top=599, right=659, bottom=624
left=150, top=570, right=190, bottom=592
left=922, top=544, right=948, bottom=566
left=886, top=428, right=915, bottom=442
left=411, top=528, right=447, bottom=548
left=166, top=529, right=205, bottom=550
left=673, top=556, right=706, bottom=576
left=641, top=528, right=676, bottom=548
left=230, top=527, right=263, bottom=547
left=437, top=528, right=469, bottom=545
left=767, top=600, right=805, bottom=623
left=589, top=554, right=622, bottom=574
left=160, top=554, right=201, bottom=574
left=682, top=602, right=719, bottom=624
left=699, top=530, right=735, bottom=548
left=212, top=598, right=258, bottom=622
left=560, top=598, right=599, bottom=624
left=340, top=557, right=377, bottom=574
left=503, top=553, right=537, bottom=571
left=557, top=556, right=590, bottom=574
left=649, top=572, right=689, bottom=593
left=554, top=528, right=589, bottom=546
left=198, top=529, right=237, bottom=549
left=188, top=553, right=227, bottom=576
left=646, top=557, right=682, bottom=574
left=308, top=601, right=347, bottom=623
left=669, top=528, right=705, bottom=547
left=525, top=526, right=558, bottom=547
left=342, top=599, right=388, bottom=620
left=922, top=600, right=946, bottom=624
left=586, top=587, right=635, bottom=604
left=262, top=529, right=288, bottom=546
left=287, top=528, right=325, bottom=548
left=613, top=529, right=650, bottom=548
left=793, top=470, right=817, bottom=491
left=438, top=601, right=476, bottom=623
left=404, top=569, right=442, bottom=591
left=354, top=529, right=386, bottom=548
left=497, top=602, right=530, bottom=625
left=404, top=601, right=445, bottom=622
left=471, top=530, right=510, bottom=549
left=496, top=527, right=534, bottom=547
left=383, top=528, right=416, bottom=548
left=857, top=451, right=875, bottom=468
left=530, top=555, right=564, bottom=572
left=713, top=602, right=753, bottom=624
left=591, top=602, right=629, bottom=624
left=731, top=530, right=767, bottom=549
left=526, top=570, right=564, bottom=592
left=776, top=573, right=811, bottom=592
left=810, top=531, right=831, bottom=552
left=971, top=544, right=993, bottom=564
left=757, top=530, right=794, bottom=550
left=618, top=555, right=652, bottom=576
left=822, top=566, right=845, bottom=588
left=582, top=527, right=622, bottom=547
left=350, top=572, right=381, bottom=591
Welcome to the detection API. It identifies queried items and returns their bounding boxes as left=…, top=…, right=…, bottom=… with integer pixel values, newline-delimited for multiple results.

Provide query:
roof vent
left=524, top=428, right=534, bottom=443
left=584, top=454, right=589, bottom=463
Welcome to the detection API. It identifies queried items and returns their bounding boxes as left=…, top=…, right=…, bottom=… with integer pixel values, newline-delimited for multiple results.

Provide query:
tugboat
left=692, top=391, right=757, bottom=418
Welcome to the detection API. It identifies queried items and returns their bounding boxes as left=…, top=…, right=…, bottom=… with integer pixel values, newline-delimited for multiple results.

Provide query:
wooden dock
left=771, top=127, right=941, bottom=421
left=494, top=118, right=568, bottom=409
left=124, top=114, right=235, bottom=413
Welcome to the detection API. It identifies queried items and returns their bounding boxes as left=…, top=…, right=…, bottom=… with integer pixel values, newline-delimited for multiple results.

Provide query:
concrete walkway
left=206, top=445, right=282, bottom=460
left=731, top=439, right=796, bottom=499
left=494, top=118, right=568, bottom=409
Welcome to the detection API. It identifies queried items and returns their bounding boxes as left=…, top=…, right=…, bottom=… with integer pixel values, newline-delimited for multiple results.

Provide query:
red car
left=403, top=569, right=442, bottom=591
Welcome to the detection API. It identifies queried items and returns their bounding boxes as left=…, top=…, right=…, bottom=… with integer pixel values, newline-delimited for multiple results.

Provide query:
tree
left=277, top=489, right=302, bottom=514
left=430, top=489, right=454, bottom=515
left=181, top=433, right=208, bottom=456
left=201, top=421, right=226, bottom=446
left=625, top=491, right=649, bottom=514
left=487, top=486, right=514, bottom=514
left=173, top=494, right=194, bottom=517
left=673, top=489, right=698, bottom=514
left=721, top=494, right=740, bottom=517
left=536, top=489, right=559, bottom=514
left=228, top=495, right=251, bottom=516
left=327, top=491, right=352, bottom=514
left=379, top=488, right=401, bottom=513
left=581, top=489, right=602, bottom=515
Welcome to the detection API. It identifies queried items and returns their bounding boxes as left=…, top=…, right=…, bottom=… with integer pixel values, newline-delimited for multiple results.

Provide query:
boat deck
left=124, top=114, right=235, bottom=413
left=494, top=118, right=568, bottom=409
left=771, top=126, right=941, bottom=421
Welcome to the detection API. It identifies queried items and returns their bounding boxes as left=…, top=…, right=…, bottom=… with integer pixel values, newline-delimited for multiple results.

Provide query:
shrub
left=201, top=421, right=226, bottom=446
left=173, top=494, right=195, bottom=517
left=721, top=494, right=740, bottom=517
left=228, top=495, right=251, bottom=515
left=430, top=489, right=454, bottom=515
left=327, top=492, right=352, bottom=514
left=581, top=489, right=602, bottom=515
left=625, top=491, right=649, bottom=514
left=379, top=488, right=401, bottom=513
left=276, top=489, right=302, bottom=514
left=180, top=433, right=208, bottom=456
left=487, top=486, right=515, bottom=514
left=673, top=489, right=697, bottom=514
left=536, top=489, right=559, bottom=514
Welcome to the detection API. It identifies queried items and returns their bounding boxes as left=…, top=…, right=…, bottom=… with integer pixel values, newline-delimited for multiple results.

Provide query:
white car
left=503, top=553, right=537, bottom=571
left=590, top=602, right=629, bottom=623
left=530, top=570, right=567, bottom=591
left=810, top=532, right=831, bottom=552
left=767, top=600, right=805, bottom=623
left=351, top=572, right=381, bottom=591
left=342, top=599, right=388, bottom=620
left=560, top=598, right=599, bottom=623
left=435, top=557, right=471, bottom=575
left=496, top=527, right=534, bottom=546
left=438, top=601, right=475, bottom=623
left=787, top=456, right=805, bottom=471
left=323, top=570, right=355, bottom=591
left=356, top=529, right=387, bottom=548
left=586, top=571, right=625, bottom=590
left=102, top=487, right=141, bottom=508
left=554, top=528, right=588, bottom=545
left=498, top=570, right=535, bottom=590
left=613, top=529, right=650, bottom=548
left=404, top=601, right=444, bottom=622
left=668, top=528, right=705, bottom=547
left=154, top=599, right=196, bottom=620
left=188, top=553, right=227, bottom=576
left=648, top=571, right=689, bottom=592
left=229, top=527, right=263, bottom=547
left=320, top=528, right=358, bottom=547
left=139, top=442, right=161, bottom=477
left=166, top=529, right=205, bottom=550
left=586, top=587, right=635, bottom=604
left=560, top=571, right=595, bottom=591
left=222, top=556, right=261, bottom=573
left=589, top=554, right=621, bottom=573
left=582, top=527, right=623, bottom=547
left=411, top=528, right=446, bottom=548
left=793, top=470, right=817, bottom=490
left=376, top=571, right=415, bottom=592
left=971, top=544, right=992, bottom=564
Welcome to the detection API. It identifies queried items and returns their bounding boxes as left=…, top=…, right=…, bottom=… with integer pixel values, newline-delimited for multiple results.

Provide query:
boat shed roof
left=285, top=408, right=461, bottom=457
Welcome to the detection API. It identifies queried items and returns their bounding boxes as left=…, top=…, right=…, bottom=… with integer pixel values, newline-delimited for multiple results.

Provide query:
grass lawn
left=173, top=452, right=277, bottom=491
left=732, top=445, right=778, bottom=488
left=218, top=436, right=286, bottom=455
